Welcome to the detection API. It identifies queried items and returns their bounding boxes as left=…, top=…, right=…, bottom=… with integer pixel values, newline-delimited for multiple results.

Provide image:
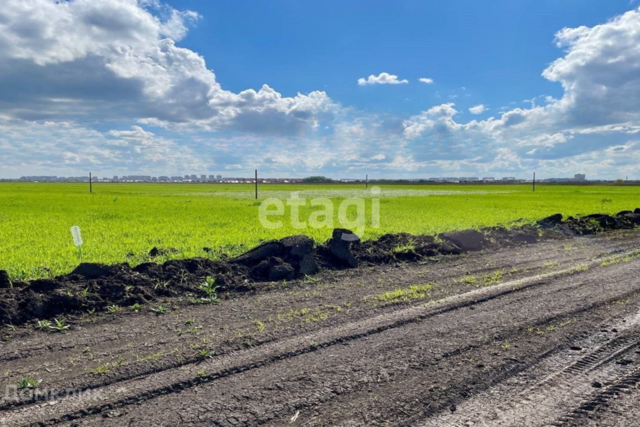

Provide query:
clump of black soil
left=2, top=208, right=639, bottom=327
left=0, top=259, right=253, bottom=327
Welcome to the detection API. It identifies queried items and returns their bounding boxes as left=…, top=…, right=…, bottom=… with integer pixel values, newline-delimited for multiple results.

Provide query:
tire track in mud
left=276, top=293, right=640, bottom=427
left=554, top=365, right=640, bottom=426
left=419, top=314, right=640, bottom=427
left=4, top=248, right=640, bottom=426
left=556, top=367, right=640, bottom=426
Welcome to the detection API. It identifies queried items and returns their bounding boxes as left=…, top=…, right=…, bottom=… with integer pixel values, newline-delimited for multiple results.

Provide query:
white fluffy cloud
left=0, top=0, right=338, bottom=134
left=398, top=7, right=640, bottom=177
left=0, top=119, right=208, bottom=176
left=358, top=72, right=409, bottom=86
left=418, top=78, right=434, bottom=84
left=469, top=104, right=486, bottom=115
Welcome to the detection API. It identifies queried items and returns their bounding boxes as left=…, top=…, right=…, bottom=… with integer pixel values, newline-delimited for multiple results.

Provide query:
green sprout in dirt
left=52, top=318, right=70, bottom=332
left=35, top=318, right=69, bottom=333
left=17, top=378, right=42, bottom=389
left=107, top=305, right=120, bottom=314
left=199, top=276, right=220, bottom=303
left=151, top=305, right=169, bottom=315
left=90, top=364, right=110, bottom=375
left=254, top=320, right=266, bottom=333
left=460, top=275, right=478, bottom=285
left=371, top=283, right=434, bottom=304
left=482, top=270, right=504, bottom=286
left=35, top=320, right=52, bottom=331
left=131, top=303, right=143, bottom=312
left=392, top=243, right=416, bottom=254
left=198, top=348, right=212, bottom=359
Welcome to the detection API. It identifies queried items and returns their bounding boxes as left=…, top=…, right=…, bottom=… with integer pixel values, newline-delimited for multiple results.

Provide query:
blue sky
left=174, top=0, right=628, bottom=115
left=1, top=0, right=640, bottom=179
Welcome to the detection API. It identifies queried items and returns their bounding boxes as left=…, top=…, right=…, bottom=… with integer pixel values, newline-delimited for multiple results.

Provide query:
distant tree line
left=302, top=176, right=334, bottom=183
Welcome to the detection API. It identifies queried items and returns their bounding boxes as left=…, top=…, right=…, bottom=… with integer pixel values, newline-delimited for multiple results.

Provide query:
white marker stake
left=71, top=226, right=83, bottom=261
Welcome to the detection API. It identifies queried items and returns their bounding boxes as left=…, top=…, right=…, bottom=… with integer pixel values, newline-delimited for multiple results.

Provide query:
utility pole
left=366, top=174, right=368, bottom=189
left=255, top=170, right=258, bottom=200
left=532, top=172, right=536, bottom=192
left=89, top=172, right=92, bottom=193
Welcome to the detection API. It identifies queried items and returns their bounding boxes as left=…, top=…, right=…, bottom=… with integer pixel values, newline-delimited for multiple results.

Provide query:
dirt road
left=2, top=230, right=640, bottom=426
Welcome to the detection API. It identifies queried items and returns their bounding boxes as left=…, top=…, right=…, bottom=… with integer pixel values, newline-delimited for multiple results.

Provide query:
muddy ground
left=1, top=219, right=640, bottom=425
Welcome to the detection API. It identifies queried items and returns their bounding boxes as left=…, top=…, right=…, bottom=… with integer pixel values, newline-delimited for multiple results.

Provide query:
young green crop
left=1, top=182, right=640, bottom=280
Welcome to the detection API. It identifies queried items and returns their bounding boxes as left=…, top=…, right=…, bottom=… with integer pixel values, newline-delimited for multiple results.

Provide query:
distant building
left=216, top=175, right=222, bottom=180
left=482, top=177, right=495, bottom=182
left=502, top=177, right=516, bottom=182
left=574, top=174, right=586, bottom=181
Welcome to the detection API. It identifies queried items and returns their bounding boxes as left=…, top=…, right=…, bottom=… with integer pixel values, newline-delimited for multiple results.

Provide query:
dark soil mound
left=0, top=260, right=252, bottom=327
left=230, top=235, right=319, bottom=280
left=347, top=233, right=450, bottom=264
left=0, top=270, right=11, bottom=289
left=148, top=247, right=179, bottom=258
left=558, top=212, right=640, bottom=235
left=439, top=229, right=490, bottom=252
left=484, top=225, right=540, bottom=247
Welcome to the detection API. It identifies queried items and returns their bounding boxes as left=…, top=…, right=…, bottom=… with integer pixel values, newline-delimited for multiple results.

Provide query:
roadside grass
left=600, top=250, right=640, bottom=267
left=482, top=270, right=504, bottom=286
left=369, top=283, right=434, bottom=304
left=17, top=378, right=42, bottom=389
left=89, top=357, right=125, bottom=375
left=572, top=264, right=590, bottom=273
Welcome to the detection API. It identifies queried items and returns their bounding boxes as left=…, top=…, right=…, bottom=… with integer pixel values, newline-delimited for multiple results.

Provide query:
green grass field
left=1, top=182, right=639, bottom=280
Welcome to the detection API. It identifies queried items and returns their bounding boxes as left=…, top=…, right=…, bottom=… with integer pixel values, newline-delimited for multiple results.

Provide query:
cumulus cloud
left=0, top=0, right=338, bottom=134
left=540, top=8, right=640, bottom=127
left=418, top=78, right=434, bottom=84
left=358, top=72, right=409, bottom=86
left=0, top=118, right=208, bottom=176
left=403, top=103, right=460, bottom=139
left=398, top=7, right=640, bottom=177
left=469, top=104, right=486, bottom=115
